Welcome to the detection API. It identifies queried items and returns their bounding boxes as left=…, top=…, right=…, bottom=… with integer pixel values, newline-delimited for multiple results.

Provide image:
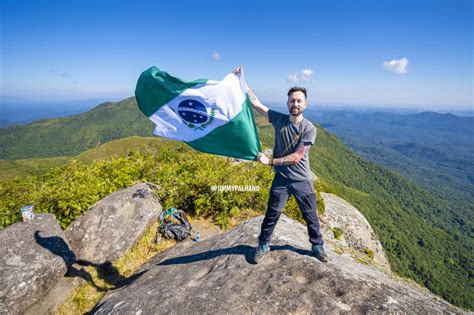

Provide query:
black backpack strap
left=176, top=210, right=191, bottom=229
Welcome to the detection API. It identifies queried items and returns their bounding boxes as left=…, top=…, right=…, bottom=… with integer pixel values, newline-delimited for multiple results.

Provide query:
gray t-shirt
left=268, top=109, right=317, bottom=181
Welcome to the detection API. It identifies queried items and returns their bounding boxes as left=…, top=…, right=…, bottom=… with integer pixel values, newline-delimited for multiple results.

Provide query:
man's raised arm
left=232, top=67, right=269, bottom=120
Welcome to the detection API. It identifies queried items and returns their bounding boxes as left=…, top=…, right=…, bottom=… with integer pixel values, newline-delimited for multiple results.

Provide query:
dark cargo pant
left=258, top=173, right=324, bottom=246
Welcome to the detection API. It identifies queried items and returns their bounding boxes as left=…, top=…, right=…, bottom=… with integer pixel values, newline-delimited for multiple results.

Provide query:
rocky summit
left=0, top=214, right=75, bottom=314
left=93, top=215, right=461, bottom=314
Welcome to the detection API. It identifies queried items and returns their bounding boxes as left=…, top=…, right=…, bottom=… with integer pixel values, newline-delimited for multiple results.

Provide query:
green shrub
left=316, top=191, right=325, bottom=215
left=332, top=227, right=343, bottom=240
left=0, top=144, right=303, bottom=230
left=364, top=247, right=375, bottom=259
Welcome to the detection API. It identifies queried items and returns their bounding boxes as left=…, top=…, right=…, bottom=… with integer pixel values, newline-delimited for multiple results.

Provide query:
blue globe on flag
left=177, top=99, right=209, bottom=124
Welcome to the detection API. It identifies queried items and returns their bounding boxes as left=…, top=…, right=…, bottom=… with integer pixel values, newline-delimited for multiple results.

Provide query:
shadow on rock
left=269, top=244, right=315, bottom=258
left=157, top=245, right=255, bottom=265
left=35, top=230, right=146, bottom=292
left=156, top=244, right=315, bottom=266
left=34, top=230, right=76, bottom=267
left=74, top=260, right=148, bottom=289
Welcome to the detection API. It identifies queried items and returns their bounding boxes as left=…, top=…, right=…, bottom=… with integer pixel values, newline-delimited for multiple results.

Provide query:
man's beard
left=289, top=106, right=305, bottom=116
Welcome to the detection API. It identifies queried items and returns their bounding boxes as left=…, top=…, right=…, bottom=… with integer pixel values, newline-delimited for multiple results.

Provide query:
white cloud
left=212, top=52, right=220, bottom=61
left=51, top=69, right=70, bottom=77
left=383, top=57, right=408, bottom=75
left=50, top=69, right=79, bottom=84
left=287, top=69, right=315, bottom=82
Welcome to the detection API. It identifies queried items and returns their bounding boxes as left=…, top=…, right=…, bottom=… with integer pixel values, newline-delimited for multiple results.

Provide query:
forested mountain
left=306, top=109, right=474, bottom=204
left=304, top=108, right=473, bottom=241
left=0, top=98, right=154, bottom=159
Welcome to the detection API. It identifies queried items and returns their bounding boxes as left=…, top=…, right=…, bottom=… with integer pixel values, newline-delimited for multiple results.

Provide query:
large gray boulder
left=319, top=192, right=391, bottom=270
left=93, top=215, right=461, bottom=314
left=65, top=182, right=161, bottom=264
left=0, top=214, right=75, bottom=315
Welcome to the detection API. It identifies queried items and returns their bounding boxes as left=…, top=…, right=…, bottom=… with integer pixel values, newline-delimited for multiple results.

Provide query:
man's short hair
left=287, top=86, right=307, bottom=99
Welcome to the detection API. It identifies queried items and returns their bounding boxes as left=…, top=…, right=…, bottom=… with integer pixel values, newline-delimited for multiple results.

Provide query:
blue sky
left=1, top=0, right=472, bottom=110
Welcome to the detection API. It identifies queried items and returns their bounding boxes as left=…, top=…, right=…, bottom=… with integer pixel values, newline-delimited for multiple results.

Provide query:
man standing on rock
left=232, top=67, right=327, bottom=263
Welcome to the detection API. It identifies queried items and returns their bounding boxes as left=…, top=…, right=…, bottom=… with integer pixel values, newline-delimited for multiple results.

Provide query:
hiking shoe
left=253, top=242, right=270, bottom=264
left=311, top=244, right=328, bottom=262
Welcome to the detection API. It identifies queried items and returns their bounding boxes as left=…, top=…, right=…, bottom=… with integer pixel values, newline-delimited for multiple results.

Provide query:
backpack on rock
left=156, top=207, right=192, bottom=242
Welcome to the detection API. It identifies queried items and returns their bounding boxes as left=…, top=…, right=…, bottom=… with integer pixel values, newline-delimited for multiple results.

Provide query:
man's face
left=287, top=91, right=307, bottom=116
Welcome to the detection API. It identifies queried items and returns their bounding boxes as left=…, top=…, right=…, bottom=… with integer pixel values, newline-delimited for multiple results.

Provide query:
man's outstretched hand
left=257, top=152, right=271, bottom=165
left=232, top=66, right=243, bottom=75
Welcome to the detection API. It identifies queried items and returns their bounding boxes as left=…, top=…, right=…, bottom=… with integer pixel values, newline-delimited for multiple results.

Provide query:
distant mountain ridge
left=0, top=119, right=12, bottom=128
left=0, top=98, right=154, bottom=159
left=0, top=99, right=112, bottom=126
left=374, top=110, right=474, bottom=134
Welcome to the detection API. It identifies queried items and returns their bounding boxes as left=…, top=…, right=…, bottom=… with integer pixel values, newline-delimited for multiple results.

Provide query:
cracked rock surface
left=65, top=183, right=161, bottom=264
left=93, top=215, right=461, bottom=314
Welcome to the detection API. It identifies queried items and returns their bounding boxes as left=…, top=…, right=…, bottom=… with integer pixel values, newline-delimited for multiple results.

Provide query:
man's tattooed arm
left=246, top=88, right=269, bottom=119
left=247, top=88, right=258, bottom=103
left=271, top=143, right=310, bottom=166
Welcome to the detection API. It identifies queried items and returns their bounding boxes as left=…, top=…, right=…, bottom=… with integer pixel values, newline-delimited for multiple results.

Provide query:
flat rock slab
left=0, top=214, right=75, bottom=315
left=189, top=218, right=221, bottom=241
left=93, top=215, right=461, bottom=314
left=65, top=183, right=161, bottom=264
